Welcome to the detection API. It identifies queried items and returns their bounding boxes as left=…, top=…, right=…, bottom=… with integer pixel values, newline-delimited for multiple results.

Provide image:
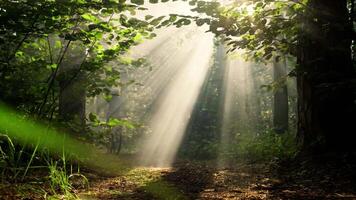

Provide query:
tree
left=273, top=57, right=288, bottom=134
left=296, top=0, right=356, bottom=152
left=186, top=0, right=356, bottom=152
left=0, top=0, right=158, bottom=124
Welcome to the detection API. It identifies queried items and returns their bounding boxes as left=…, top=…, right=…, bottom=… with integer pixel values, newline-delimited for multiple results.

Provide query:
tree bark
left=58, top=45, right=87, bottom=127
left=297, top=0, right=356, bottom=152
left=58, top=74, right=86, bottom=126
left=273, top=58, right=289, bottom=134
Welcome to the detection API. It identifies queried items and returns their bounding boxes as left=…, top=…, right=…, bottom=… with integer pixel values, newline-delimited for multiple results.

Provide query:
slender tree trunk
left=58, top=74, right=86, bottom=126
left=273, top=58, right=289, bottom=134
left=297, top=0, right=356, bottom=152
left=106, top=92, right=123, bottom=154
left=58, top=46, right=87, bottom=127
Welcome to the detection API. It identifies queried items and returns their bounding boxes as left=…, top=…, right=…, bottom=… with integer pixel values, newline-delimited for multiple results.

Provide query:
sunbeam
left=218, top=53, right=263, bottom=168
left=139, top=31, right=214, bottom=167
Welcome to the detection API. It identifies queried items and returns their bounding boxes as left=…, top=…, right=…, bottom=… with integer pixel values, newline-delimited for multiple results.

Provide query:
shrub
left=230, top=131, right=298, bottom=162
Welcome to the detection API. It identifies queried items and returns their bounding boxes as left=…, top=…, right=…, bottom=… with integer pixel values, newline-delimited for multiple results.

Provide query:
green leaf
left=107, top=118, right=135, bottom=129
left=131, top=0, right=144, bottom=5
left=15, top=51, right=24, bottom=58
left=46, top=64, right=58, bottom=69
left=103, top=94, right=113, bottom=102
left=150, top=16, right=165, bottom=26
left=81, top=13, right=99, bottom=23
left=145, top=15, right=154, bottom=20
left=89, top=113, right=99, bottom=123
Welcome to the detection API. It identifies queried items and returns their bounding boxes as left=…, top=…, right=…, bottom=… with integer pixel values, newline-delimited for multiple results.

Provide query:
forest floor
left=76, top=158, right=356, bottom=200
left=2, top=158, right=356, bottom=200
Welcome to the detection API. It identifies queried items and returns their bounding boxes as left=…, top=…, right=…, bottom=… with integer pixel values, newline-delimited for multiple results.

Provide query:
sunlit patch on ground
left=78, top=166, right=185, bottom=200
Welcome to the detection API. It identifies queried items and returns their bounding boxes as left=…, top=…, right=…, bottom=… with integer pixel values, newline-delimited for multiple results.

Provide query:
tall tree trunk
left=273, top=58, right=289, bottom=134
left=106, top=93, right=123, bottom=154
left=58, top=74, right=86, bottom=126
left=297, top=0, right=356, bottom=152
left=58, top=47, right=87, bottom=127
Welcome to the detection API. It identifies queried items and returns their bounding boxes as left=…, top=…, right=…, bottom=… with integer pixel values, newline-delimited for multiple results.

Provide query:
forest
left=0, top=0, right=356, bottom=199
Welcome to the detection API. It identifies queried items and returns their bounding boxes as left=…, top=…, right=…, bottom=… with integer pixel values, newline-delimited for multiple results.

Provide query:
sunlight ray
left=218, top=53, right=262, bottom=167
left=139, top=32, right=214, bottom=166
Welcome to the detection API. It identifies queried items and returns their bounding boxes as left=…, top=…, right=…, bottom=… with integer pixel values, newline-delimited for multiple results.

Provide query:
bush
left=229, top=131, right=297, bottom=162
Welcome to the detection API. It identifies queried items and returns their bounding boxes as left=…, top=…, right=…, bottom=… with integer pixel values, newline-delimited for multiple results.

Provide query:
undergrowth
left=180, top=130, right=298, bottom=163
left=48, top=161, right=76, bottom=199
left=231, top=131, right=298, bottom=162
left=0, top=133, right=88, bottom=199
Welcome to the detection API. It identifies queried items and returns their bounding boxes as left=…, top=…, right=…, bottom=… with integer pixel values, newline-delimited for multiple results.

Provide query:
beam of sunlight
left=218, top=53, right=262, bottom=168
left=100, top=27, right=204, bottom=120
left=138, top=32, right=214, bottom=167
left=133, top=28, right=204, bottom=100
left=86, top=2, right=215, bottom=167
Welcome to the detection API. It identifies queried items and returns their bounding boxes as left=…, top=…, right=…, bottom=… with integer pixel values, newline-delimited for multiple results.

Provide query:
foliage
left=0, top=0, right=159, bottom=118
left=0, top=103, right=134, bottom=175
left=0, top=0, right=169, bottom=176
left=182, top=130, right=297, bottom=163
left=180, top=139, right=220, bottom=160
left=0, top=0, right=158, bottom=184
left=230, top=131, right=297, bottom=162
left=88, top=112, right=135, bottom=129
left=188, top=0, right=305, bottom=62
left=87, top=112, right=136, bottom=153
left=138, top=0, right=307, bottom=68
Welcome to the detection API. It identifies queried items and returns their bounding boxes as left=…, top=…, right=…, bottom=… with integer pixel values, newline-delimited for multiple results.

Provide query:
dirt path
left=77, top=161, right=356, bottom=200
